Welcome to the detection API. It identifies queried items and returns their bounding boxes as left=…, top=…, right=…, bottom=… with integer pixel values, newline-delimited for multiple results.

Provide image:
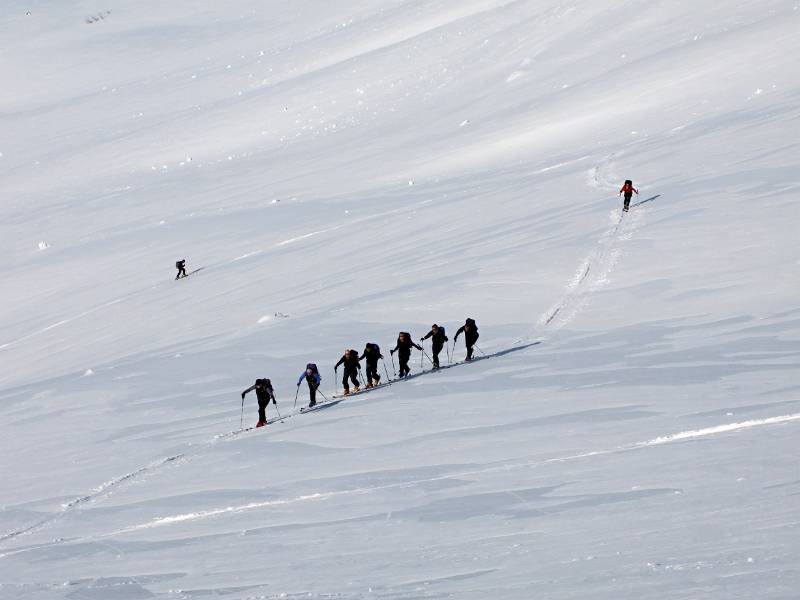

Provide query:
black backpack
left=367, top=343, right=380, bottom=354
left=306, top=363, right=318, bottom=374
left=175, top=260, right=182, bottom=268
left=625, top=179, right=632, bottom=185
left=465, top=318, right=477, bottom=329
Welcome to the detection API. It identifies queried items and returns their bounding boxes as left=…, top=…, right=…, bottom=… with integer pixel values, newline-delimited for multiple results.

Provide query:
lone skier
left=619, top=179, right=639, bottom=212
left=335, top=349, right=362, bottom=395
left=391, top=331, right=422, bottom=378
left=241, top=378, right=276, bottom=427
left=360, top=342, right=383, bottom=387
left=454, top=318, right=480, bottom=361
left=175, top=259, right=187, bottom=279
left=421, top=324, right=448, bottom=368
left=297, top=363, right=322, bottom=408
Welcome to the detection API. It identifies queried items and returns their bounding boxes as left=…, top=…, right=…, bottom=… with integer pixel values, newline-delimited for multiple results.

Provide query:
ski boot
left=353, top=385, right=360, bottom=393
left=255, top=420, right=266, bottom=428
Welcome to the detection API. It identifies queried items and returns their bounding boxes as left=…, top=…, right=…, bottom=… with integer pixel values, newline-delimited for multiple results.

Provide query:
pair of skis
left=331, top=380, right=393, bottom=400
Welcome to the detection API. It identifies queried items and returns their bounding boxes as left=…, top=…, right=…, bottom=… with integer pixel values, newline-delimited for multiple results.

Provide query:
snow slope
left=1, top=1, right=799, bottom=598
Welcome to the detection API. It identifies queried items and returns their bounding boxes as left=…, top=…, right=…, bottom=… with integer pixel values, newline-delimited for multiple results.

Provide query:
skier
left=241, top=378, right=276, bottom=427
left=391, top=331, right=422, bottom=378
left=335, top=349, right=362, bottom=395
left=297, top=363, right=322, bottom=408
left=454, top=318, right=480, bottom=361
left=619, top=179, right=639, bottom=212
left=175, top=259, right=187, bottom=279
left=359, top=342, right=383, bottom=387
left=421, top=324, right=448, bottom=368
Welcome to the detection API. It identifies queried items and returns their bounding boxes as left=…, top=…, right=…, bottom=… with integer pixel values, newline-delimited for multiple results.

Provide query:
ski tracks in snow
left=60, top=454, right=185, bottom=510
left=0, top=454, right=184, bottom=544
left=536, top=205, right=642, bottom=334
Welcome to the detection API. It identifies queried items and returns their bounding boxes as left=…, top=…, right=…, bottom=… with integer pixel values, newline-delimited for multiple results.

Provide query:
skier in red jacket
left=619, top=179, right=639, bottom=212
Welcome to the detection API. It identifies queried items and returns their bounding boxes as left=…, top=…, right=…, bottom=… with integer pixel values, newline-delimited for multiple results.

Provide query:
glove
left=241, top=392, right=245, bottom=400
left=272, top=398, right=277, bottom=405
left=390, top=349, right=395, bottom=355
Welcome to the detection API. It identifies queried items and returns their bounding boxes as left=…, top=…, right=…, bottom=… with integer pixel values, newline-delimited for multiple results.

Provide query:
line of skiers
left=241, top=318, right=479, bottom=427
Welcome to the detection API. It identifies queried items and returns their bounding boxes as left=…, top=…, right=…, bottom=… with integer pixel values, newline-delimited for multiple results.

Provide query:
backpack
left=348, top=349, right=359, bottom=361
left=306, top=363, right=318, bottom=374
left=175, top=261, right=182, bottom=268
left=367, top=343, right=380, bottom=354
left=465, top=318, right=476, bottom=329
left=256, top=378, right=271, bottom=387
left=624, top=179, right=632, bottom=186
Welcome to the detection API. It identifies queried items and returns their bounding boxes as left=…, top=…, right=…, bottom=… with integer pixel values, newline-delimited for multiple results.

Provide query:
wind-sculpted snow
left=638, top=414, right=800, bottom=447
left=1, top=0, right=799, bottom=598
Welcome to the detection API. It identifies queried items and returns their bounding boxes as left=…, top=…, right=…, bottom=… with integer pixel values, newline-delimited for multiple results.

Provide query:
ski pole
left=422, top=348, right=434, bottom=366
left=240, top=395, right=245, bottom=430
left=382, top=358, right=392, bottom=381
left=273, top=402, right=283, bottom=423
left=334, top=369, right=338, bottom=395
left=475, top=344, right=487, bottom=356
left=391, top=353, right=397, bottom=376
left=420, top=343, right=424, bottom=369
left=318, top=389, right=329, bottom=402
left=294, top=384, right=300, bottom=409
left=358, top=370, right=367, bottom=388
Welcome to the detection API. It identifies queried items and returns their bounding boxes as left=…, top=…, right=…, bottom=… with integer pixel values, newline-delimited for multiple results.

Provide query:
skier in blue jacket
left=297, top=363, right=322, bottom=407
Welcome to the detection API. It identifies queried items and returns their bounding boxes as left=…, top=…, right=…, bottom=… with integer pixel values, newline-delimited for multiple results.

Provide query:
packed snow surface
left=1, top=1, right=799, bottom=598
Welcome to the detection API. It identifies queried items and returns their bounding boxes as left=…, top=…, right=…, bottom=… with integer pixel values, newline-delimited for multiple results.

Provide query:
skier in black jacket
left=175, top=259, right=187, bottom=279
left=454, top=318, right=480, bottom=361
left=241, top=378, right=276, bottom=427
left=335, top=349, right=362, bottom=395
left=421, top=324, right=448, bottom=368
left=359, top=343, right=383, bottom=387
left=391, top=331, right=422, bottom=378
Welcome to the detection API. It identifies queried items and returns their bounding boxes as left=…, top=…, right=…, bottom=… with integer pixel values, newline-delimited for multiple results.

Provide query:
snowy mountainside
left=1, top=1, right=799, bottom=598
